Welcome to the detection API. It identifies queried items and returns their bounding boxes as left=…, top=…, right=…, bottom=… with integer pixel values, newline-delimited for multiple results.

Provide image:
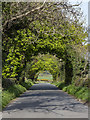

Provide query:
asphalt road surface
left=2, top=83, right=88, bottom=118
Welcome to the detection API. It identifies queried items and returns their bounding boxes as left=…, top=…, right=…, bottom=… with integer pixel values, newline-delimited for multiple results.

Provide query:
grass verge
left=2, top=80, right=34, bottom=109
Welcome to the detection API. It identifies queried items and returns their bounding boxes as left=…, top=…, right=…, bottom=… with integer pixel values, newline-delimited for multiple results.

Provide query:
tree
left=2, top=2, right=83, bottom=33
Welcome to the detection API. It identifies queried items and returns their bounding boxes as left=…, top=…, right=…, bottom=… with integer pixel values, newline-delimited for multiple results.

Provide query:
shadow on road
left=3, top=83, right=88, bottom=114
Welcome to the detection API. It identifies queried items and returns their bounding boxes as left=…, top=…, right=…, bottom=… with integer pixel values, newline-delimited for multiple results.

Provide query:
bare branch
left=3, top=1, right=46, bottom=28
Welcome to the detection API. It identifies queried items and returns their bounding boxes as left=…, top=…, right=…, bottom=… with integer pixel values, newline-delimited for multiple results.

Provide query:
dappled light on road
left=3, top=83, right=88, bottom=118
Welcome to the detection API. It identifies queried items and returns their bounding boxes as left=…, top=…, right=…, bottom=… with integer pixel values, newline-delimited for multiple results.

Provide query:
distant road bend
left=3, top=83, right=88, bottom=118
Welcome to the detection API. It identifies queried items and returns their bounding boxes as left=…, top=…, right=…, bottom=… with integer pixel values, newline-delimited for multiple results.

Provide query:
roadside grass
left=2, top=80, right=34, bottom=109
left=52, top=81, right=89, bottom=103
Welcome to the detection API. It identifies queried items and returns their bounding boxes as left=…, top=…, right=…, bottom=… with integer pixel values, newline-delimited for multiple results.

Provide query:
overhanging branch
left=3, top=0, right=46, bottom=28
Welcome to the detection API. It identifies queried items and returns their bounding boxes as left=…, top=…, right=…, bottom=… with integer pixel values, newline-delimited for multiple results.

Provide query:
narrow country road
left=2, top=83, right=88, bottom=118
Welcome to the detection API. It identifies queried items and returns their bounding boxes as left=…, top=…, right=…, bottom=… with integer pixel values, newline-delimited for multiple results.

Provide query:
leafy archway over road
left=23, top=54, right=62, bottom=81
left=2, top=2, right=88, bottom=86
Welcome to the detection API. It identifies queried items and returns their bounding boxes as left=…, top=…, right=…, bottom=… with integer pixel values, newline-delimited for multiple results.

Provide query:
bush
left=75, top=87, right=88, bottom=100
left=63, top=86, right=67, bottom=92
left=66, top=85, right=77, bottom=95
left=53, top=81, right=65, bottom=90
left=20, top=80, right=34, bottom=89
left=58, top=82, right=65, bottom=90
left=81, top=91, right=88, bottom=101
left=2, top=78, right=16, bottom=89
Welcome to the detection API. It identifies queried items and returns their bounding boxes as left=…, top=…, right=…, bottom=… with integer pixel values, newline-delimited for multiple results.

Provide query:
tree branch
left=3, top=0, right=46, bottom=28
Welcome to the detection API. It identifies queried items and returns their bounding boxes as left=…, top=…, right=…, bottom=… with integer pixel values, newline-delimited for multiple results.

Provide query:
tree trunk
left=65, top=58, right=73, bottom=85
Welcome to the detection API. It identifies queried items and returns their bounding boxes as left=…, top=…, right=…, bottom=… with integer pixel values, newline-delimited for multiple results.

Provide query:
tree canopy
left=2, top=1, right=88, bottom=85
left=24, top=54, right=62, bottom=80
